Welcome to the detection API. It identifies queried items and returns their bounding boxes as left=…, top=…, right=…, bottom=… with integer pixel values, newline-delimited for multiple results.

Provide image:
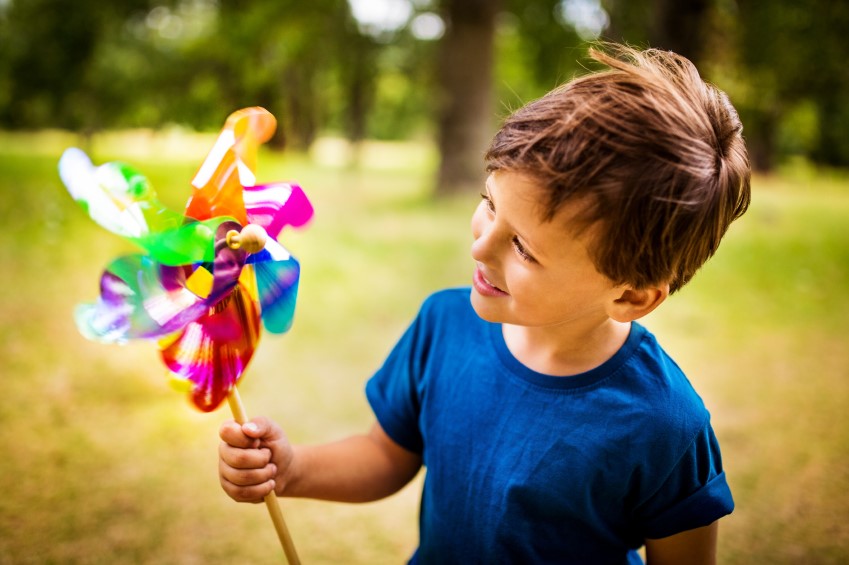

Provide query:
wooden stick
left=227, top=387, right=301, bottom=565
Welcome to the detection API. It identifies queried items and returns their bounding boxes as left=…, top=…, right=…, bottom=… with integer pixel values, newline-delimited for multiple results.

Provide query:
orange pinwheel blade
left=185, top=107, right=277, bottom=224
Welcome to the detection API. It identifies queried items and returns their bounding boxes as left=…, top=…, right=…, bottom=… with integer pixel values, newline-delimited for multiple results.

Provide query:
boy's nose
left=471, top=221, right=498, bottom=264
left=470, top=203, right=507, bottom=265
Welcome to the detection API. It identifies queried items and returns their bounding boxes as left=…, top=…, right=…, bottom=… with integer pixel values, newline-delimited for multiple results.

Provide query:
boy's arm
left=644, top=521, right=718, bottom=565
left=219, top=418, right=421, bottom=504
left=285, top=421, right=422, bottom=502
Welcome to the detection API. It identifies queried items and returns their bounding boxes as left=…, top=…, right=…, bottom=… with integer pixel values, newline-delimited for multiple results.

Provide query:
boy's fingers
left=219, top=475, right=276, bottom=504
left=219, top=442, right=273, bottom=470
left=219, top=457, right=277, bottom=487
left=218, top=416, right=286, bottom=504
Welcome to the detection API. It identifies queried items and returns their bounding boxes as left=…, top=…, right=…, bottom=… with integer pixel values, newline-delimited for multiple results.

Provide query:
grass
left=0, top=130, right=848, bottom=563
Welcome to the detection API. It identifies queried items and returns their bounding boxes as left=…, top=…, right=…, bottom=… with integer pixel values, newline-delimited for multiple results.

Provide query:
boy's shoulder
left=419, top=286, right=476, bottom=319
left=626, top=325, right=711, bottom=436
left=412, top=287, right=487, bottom=346
left=425, top=286, right=472, bottom=303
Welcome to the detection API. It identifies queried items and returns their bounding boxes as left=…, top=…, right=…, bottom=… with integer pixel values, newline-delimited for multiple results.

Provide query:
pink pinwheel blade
left=161, top=282, right=261, bottom=412
left=244, top=182, right=313, bottom=239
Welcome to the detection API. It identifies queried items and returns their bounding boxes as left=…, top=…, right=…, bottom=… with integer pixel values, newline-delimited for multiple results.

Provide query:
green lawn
left=1, top=131, right=847, bottom=563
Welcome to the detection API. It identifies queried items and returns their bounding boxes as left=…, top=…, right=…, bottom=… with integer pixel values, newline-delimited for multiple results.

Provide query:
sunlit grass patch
left=1, top=130, right=848, bottom=563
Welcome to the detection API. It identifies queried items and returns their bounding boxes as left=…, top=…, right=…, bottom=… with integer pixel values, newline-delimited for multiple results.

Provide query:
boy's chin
left=469, top=289, right=509, bottom=323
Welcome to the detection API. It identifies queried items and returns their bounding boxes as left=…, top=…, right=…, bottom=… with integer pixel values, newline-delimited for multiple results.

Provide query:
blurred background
left=1, top=0, right=848, bottom=563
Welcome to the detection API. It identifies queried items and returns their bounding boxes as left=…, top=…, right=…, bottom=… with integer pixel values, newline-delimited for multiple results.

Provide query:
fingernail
left=244, top=422, right=259, bottom=434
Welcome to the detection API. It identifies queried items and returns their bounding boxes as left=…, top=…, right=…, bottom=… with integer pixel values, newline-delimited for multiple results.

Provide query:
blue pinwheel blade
left=247, top=239, right=301, bottom=334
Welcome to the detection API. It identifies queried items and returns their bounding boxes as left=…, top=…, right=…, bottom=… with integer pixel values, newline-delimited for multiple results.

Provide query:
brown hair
left=485, top=44, right=751, bottom=293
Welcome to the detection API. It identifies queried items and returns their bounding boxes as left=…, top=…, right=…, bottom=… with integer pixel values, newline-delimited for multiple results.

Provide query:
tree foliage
left=0, top=0, right=846, bottom=173
left=0, top=0, right=154, bottom=130
left=733, top=0, right=849, bottom=169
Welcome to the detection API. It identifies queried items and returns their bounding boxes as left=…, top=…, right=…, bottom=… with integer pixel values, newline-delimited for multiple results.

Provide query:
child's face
left=470, top=170, right=624, bottom=329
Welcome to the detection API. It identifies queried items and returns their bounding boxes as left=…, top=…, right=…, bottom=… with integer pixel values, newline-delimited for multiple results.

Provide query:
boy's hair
left=485, top=44, right=751, bottom=293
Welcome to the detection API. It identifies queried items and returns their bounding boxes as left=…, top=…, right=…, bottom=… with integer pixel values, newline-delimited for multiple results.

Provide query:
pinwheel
left=59, top=107, right=310, bottom=564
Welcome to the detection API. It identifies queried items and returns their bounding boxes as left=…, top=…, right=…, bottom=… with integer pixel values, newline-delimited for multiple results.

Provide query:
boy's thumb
left=241, top=419, right=265, bottom=438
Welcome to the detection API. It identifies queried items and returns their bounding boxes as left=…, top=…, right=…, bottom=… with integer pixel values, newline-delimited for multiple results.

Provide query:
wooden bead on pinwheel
left=226, top=224, right=268, bottom=253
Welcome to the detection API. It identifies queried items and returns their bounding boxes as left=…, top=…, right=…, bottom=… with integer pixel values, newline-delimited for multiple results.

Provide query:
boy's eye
left=479, top=193, right=536, bottom=262
left=480, top=193, right=495, bottom=213
left=512, top=236, right=536, bottom=263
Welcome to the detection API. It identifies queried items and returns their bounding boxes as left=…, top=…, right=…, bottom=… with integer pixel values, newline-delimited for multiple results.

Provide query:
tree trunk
left=747, top=109, right=777, bottom=172
left=603, top=0, right=709, bottom=66
left=277, top=66, right=318, bottom=150
left=435, top=0, right=499, bottom=196
left=649, top=0, right=709, bottom=65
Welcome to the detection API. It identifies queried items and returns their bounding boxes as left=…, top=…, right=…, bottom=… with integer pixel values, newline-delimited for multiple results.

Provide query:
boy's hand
left=218, top=417, right=293, bottom=503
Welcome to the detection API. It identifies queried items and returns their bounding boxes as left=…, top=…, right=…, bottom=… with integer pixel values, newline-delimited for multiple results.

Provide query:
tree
left=648, top=0, right=710, bottom=65
left=734, top=0, right=849, bottom=169
left=604, top=0, right=849, bottom=169
left=0, top=0, right=153, bottom=130
left=501, top=0, right=585, bottom=97
left=603, top=0, right=709, bottom=65
left=435, top=0, right=500, bottom=196
left=176, top=0, right=353, bottom=148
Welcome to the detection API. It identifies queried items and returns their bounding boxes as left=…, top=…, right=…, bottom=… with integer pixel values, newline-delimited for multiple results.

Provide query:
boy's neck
left=501, top=319, right=631, bottom=377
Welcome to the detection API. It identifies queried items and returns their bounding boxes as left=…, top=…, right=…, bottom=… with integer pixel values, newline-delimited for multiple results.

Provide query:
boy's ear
left=608, top=284, right=669, bottom=323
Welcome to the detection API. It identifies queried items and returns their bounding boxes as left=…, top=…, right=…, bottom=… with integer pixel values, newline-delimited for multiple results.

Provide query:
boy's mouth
left=473, top=266, right=509, bottom=297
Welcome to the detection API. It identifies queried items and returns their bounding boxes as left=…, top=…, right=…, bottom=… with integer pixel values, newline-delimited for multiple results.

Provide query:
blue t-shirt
left=366, top=288, right=733, bottom=564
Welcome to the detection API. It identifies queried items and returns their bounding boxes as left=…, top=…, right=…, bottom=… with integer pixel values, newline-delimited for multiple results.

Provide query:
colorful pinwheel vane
left=59, top=107, right=314, bottom=412
left=60, top=107, right=308, bottom=562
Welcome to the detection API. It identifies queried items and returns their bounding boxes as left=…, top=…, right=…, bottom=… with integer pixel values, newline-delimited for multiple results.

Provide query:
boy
left=218, top=44, right=751, bottom=564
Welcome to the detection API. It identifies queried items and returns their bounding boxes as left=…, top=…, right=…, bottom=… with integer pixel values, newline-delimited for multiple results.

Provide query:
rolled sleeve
left=643, top=470, right=733, bottom=538
left=638, top=422, right=734, bottom=539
